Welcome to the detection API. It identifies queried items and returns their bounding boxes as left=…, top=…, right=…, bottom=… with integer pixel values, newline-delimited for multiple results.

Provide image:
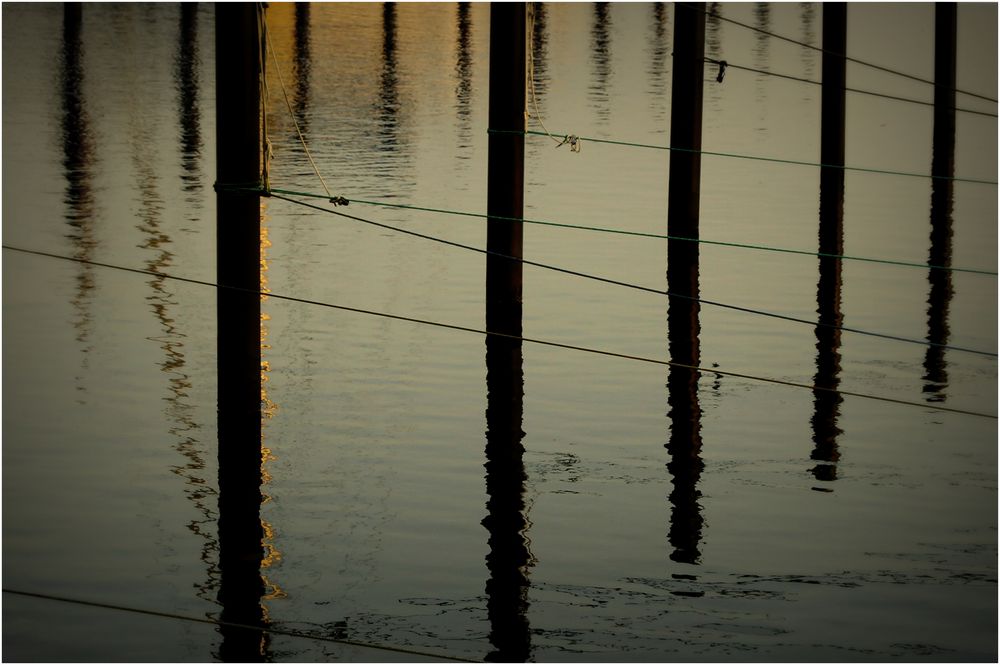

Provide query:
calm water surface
left=3, top=3, right=997, bottom=661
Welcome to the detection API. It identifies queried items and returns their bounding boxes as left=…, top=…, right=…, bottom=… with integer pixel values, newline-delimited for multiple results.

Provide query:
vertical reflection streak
left=810, top=236, right=843, bottom=483
left=923, top=4, right=957, bottom=401
left=293, top=2, right=311, bottom=139
left=752, top=2, right=771, bottom=104
left=665, top=285, right=705, bottom=564
left=648, top=3, right=669, bottom=120
left=483, top=335, right=532, bottom=661
left=455, top=2, right=473, bottom=142
left=60, top=4, right=97, bottom=402
left=177, top=4, right=202, bottom=201
left=705, top=2, right=722, bottom=59
left=378, top=2, right=400, bottom=153
left=589, top=2, right=612, bottom=124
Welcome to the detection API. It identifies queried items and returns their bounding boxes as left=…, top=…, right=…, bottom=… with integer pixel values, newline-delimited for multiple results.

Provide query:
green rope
left=224, top=184, right=997, bottom=277
left=489, top=129, right=999, bottom=186
left=4, top=244, right=996, bottom=419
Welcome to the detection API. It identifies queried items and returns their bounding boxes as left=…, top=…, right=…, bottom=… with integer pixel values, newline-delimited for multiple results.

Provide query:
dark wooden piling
left=665, top=2, right=706, bottom=566
left=484, top=6, right=530, bottom=655
left=819, top=3, right=847, bottom=229
left=811, top=3, right=847, bottom=484
left=215, top=3, right=267, bottom=661
left=486, top=2, right=526, bottom=339
left=923, top=2, right=957, bottom=398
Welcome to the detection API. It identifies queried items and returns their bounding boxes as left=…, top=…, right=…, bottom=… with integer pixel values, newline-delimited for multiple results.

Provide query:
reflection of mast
left=648, top=2, right=669, bottom=119
left=378, top=2, right=400, bottom=151
left=131, top=86, right=220, bottom=605
left=455, top=2, right=473, bottom=141
left=176, top=4, right=202, bottom=199
left=923, top=4, right=956, bottom=402
left=589, top=3, right=612, bottom=124
left=293, top=2, right=311, bottom=137
left=665, top=260, right=705, bottom=564
left=483, top=335, right=532, bottom=662
left=810, top=197, right=844, bottom=483
left=60, top=3, right=97, bottom=402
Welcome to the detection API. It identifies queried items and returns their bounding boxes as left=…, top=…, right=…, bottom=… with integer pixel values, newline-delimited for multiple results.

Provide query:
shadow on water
left=589, top=2, right=612, bottom=125
left=60, top=4, right=98, bottom=403
left=483, top=334, right=533, bottom=662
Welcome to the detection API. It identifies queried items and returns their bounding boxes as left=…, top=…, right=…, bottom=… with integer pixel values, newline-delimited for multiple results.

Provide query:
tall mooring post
left=665, top=2, right=706, bottom=565
left=215, top=3, right=267, bottom=661
left=923, top=2, right=957, bottom=397
left=812, top=3, right=847, bottom=484
left=819, top=3, right=847, bottom=233
left=484, top=6, right=532, bottom=657
left=486, top=2, right=526, bottom=340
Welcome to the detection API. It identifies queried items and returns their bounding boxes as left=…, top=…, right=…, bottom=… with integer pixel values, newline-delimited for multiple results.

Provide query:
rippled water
left=3, top=3, right=997, bottom=662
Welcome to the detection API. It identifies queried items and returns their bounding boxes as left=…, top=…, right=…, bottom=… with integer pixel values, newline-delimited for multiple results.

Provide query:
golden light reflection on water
left=260, top=199, right=286, bottom=605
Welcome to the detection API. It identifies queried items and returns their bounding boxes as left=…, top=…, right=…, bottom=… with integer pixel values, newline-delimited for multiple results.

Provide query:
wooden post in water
left=923, top=2, right=957, bottom=397
left=811, top=3, right=847, bottom=485
left=215, top=3, right=267, bottom=661
left=665, top=2, right=706, bottom=566
left=667, top=1, right=705, bottom=300
left=486, top=2, right=526, bottom=339
left=819, top=3, right=847, bottom=231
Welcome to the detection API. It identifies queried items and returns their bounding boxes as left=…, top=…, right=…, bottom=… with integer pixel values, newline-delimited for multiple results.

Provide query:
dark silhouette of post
left=923, top=3, right=957, bottom=400
left=60, top=2, right=99, bottom=401
left=215, top=4, right=267, bottom=661
left=811, top=3, right=847, bottom=485
left=820, top=3, right=846, bottom=225
left=483, top=336, right=532, bottom=662
left=486, top=2, right=526, bottom=340
left=665, top=2, right=706, bottom=566
left=293, top=2, right=311, bottom=136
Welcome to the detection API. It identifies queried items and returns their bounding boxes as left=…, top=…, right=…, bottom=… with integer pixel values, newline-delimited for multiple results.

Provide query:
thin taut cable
left=264, top=192, right=997, bottom=358
left=697, top=5, right=999, bottom=104
left=4, top=244, right=996, bottom=419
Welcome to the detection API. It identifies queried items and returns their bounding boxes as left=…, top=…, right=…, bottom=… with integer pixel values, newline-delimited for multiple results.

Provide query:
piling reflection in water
left=528, top=2, right=548, bottom=99
left=293, top=2, right=311, bottom=137
left=176, top=4, right=202, bottom=198
left=378, top=2, right=400, bottom=150
left=923, top=4, right=957, bottom=403
left=810, top=190, right=844, bottom=484
left=648, top=3, right=669, bottom=121
left=665, top=277, right=705, bottom=565
left=483, top=334, right=533, bottom=662
left=455, top=2, right=473, bottom=141
left=589, top=3, right=612, bottom=124
left=61, top=3, right=97, bottom=402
